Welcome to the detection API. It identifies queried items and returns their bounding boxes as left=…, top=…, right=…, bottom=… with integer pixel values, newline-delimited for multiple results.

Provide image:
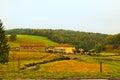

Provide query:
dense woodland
left=5, top=28, right=108, bottom=50
left=105, top=33, right=120, bottom=52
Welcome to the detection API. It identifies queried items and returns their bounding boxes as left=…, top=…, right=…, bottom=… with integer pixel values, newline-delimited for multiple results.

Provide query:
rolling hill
left=7, top=35, right=57, bottom=47
left=6, top=28, right=108, bottom=50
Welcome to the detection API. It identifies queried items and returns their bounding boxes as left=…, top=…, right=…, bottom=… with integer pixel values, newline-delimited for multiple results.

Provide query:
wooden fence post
left=100, top=61, right=102, bottom=73
left=18, top=56, right=20, bottom=71
left=13, top=52, right=15, bottom=72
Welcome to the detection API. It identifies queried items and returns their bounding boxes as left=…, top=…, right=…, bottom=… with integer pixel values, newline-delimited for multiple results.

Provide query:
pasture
left=0, top=51, right=120, bottom=79
left=7, top=35, right=57, bottom=47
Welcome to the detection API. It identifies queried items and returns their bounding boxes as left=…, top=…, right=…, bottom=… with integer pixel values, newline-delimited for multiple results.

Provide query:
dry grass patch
left=40, top=60, right=111, bottom=73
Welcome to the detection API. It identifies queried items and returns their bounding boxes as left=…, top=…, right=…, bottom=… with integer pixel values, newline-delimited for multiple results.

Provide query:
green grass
left=7, top=35, right=57, bottom=47
left=101, top=52, right=119, bottom=56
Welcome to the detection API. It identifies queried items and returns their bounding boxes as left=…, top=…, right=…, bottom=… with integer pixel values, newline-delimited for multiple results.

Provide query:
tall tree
left=0, top=20, right=9, bottom=64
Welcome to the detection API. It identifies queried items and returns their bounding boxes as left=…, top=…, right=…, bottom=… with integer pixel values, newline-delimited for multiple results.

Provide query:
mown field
left=0, top=51, right=120, bottom=79
left=7, top=35, right=57, bottom=47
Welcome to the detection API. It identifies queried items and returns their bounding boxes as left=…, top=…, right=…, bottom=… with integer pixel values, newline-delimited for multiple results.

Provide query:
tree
left=95, top=43, right=102, bottom=53
left=0, top=20, right=9, bottom=64
left=10, top=34, right=17, bottom=41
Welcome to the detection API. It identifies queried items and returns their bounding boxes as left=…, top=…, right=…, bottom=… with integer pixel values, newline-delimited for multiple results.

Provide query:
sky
left=0, top=0, right=120, bottom=34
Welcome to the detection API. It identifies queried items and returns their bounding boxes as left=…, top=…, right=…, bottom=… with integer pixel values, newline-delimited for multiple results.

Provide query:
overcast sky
left=0, top=0, right=120, bottom=34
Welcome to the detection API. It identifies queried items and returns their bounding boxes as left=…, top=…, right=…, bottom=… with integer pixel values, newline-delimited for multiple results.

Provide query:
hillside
left=6, top=28, right=108, bottom=50
left=7, top=35, right=57, bottom=47
left=105, top=33, right=120, bottom=52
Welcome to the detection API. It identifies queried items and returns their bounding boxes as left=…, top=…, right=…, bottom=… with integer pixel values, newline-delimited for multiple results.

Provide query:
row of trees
left=106, top=33, right=120, bottom=49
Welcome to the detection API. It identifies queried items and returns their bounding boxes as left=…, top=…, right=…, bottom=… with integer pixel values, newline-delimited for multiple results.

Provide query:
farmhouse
left=54, top=44, right=75, bottom=54
left=20, top=42, right=45, bottom=52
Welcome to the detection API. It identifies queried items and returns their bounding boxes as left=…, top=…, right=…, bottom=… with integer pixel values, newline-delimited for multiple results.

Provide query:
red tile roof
left=56, top=44, right=74, bottom=47
left=20, top=42, right=45, bottom=47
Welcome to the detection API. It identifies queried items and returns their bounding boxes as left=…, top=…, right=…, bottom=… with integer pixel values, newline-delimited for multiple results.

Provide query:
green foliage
left=105, top=33, right=120, bottom=52
left=95, top=43, right=103, bottom=53
left=5, top=29, right=107, bottom=50
left=9, top=34, right=17, bottom=41
left=106, top=33, right=120, bottom=46
left=0, top=20, right=9, bottom=64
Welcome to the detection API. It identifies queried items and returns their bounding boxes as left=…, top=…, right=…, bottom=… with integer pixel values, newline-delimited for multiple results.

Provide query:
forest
left=5, top=28, right=109, bottom=51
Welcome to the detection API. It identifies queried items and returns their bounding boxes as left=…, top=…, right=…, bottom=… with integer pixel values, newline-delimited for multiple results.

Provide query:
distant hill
left=7, top=35, right=57, bottom=47
left=6, top=28, right=108, bottom=50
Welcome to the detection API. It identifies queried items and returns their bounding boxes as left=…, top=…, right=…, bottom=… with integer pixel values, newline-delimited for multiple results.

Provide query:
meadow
left=7, top=35, right=57, bottom=47
left=0, top=51, right=120, bottom=79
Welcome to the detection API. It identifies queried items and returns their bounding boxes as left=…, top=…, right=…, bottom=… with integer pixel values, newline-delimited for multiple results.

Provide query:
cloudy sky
left=0, top=0, right=120, bottom=34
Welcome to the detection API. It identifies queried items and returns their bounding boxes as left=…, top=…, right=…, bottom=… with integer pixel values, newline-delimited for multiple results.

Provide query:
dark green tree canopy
left=0, top=20, right=9, bottom=64
left=9, top=34, right=17, bottom=41
left=106, top=33, right=120, bottom=49
left=106, top=34, right=120, bottom=44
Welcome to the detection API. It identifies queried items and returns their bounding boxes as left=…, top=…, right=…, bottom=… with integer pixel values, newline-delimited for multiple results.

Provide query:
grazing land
left=7, top=35, right=57, bottom=47
left=0, top=51, right=120, bottom=79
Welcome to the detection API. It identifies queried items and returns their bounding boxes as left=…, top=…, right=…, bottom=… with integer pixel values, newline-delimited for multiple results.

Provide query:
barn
left=20, top=42, right=45, bottom=52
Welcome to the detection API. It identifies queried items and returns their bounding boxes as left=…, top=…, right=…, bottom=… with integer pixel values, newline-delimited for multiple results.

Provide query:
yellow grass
left=9, top=51, right=60, bottom=60
left=0, top=52, right=118, bottom=79
left=40, top=60, right=111, bottom=73
left=8, top=51, right=61, bottom=69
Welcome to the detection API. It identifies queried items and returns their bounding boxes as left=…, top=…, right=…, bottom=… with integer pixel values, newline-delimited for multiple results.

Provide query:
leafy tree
left=0, top=20, right=9, bottom=64
left=10, top=34, right=17, bottom=41
left=95, top=43, right=102, bottom=53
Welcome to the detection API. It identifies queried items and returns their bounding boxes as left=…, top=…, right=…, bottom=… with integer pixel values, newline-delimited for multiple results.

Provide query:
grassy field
left=0, top=51, right=120, bottom=79
left=7, top=35, right=57, bottom=47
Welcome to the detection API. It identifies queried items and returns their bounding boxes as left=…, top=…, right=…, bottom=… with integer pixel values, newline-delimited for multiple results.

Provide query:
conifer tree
left=0, top=20, right=9, bottom=64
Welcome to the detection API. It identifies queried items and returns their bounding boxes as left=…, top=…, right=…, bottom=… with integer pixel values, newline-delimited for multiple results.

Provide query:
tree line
left=5, top=28, right=108, bottom=50
left=105, top=33, right=120, bottom=49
